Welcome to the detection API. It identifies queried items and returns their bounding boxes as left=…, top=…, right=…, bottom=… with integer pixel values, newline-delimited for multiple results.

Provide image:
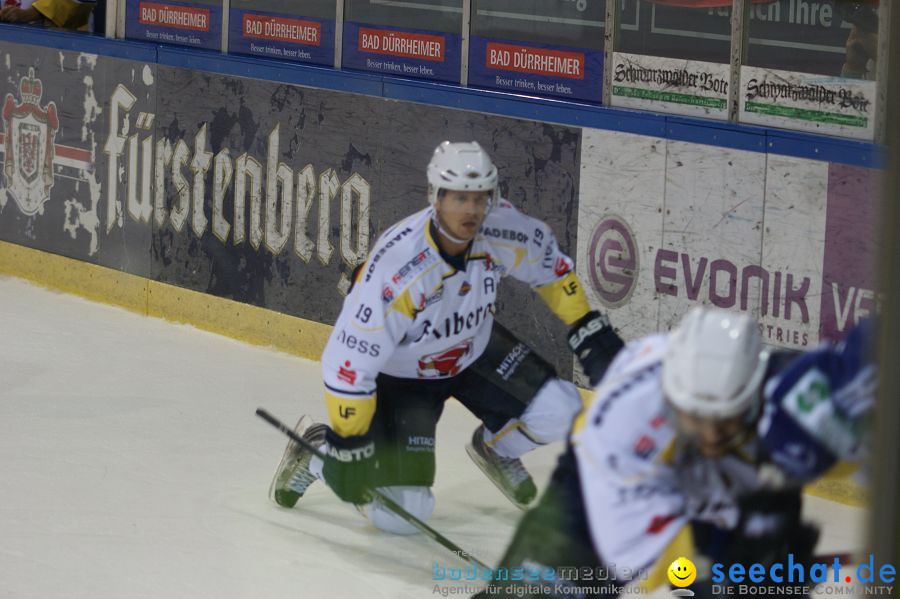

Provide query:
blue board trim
left=0, top=24, right=157, bottom=61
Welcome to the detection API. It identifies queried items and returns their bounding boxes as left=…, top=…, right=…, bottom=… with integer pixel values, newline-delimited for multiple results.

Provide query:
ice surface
left=0, top=276, right=867, bottom=599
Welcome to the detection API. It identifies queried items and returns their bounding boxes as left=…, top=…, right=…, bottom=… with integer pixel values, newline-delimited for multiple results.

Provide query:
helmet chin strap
left=430, top=209, right=470, bottom=245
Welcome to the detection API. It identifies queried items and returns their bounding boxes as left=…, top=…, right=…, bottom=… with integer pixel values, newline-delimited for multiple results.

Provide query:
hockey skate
left=269, top=415, right=329, bottom=508
left=465, top=425, right=537, bottom=510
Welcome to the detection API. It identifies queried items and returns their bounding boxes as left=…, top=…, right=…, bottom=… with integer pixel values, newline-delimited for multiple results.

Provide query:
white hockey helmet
left=426, top=141, right=498, bottom=208
left=662, top=307, right=769, bottom=419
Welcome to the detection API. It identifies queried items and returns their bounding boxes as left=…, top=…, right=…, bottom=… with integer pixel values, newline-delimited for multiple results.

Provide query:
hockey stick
left=256, top=408, right=490, bottom=571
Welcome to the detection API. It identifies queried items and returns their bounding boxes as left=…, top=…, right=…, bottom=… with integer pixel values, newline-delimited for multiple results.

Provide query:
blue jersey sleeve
left=757, top=320, right=876, bottom=481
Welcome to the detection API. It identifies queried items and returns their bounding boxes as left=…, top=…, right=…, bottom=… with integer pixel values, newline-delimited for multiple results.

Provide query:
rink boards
left=0, top=36, right=580, bottom=375
left=0, top=34, right=879, bottom=506
left=576, top=131, right=881, bottom=353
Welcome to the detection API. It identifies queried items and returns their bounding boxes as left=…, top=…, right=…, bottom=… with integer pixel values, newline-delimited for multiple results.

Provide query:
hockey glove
left=322, top=428, right=376, bottom=505
left=567, top=311, right=624, bottom=386
left=727, top=490, right=819, bottom=572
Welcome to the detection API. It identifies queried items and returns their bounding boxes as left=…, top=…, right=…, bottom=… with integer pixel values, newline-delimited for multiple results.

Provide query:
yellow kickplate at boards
left=0, top=240, right=331, bottom=361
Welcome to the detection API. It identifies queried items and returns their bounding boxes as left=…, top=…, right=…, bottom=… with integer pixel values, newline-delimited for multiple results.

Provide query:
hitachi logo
left=496, top=343, right=529, bottom=380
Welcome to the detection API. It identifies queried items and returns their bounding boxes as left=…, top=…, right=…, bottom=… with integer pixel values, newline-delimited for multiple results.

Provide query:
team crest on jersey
left=633, top=434, right=656, bottom=459
left=458, top=282, right=471, bottom=296
left=553, top=257, right=570, bottom=277
left=417, top=286, right=444, bottom=312
left=2, top=68, right=59, bottom=216
left=416, top=338, right=473, bottom=378
left=381, top=285, right=395, bottom=304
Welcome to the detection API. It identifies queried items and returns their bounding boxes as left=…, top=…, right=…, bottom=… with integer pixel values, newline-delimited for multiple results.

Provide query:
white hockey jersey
left=570, top=335, right=767, bottom=579
left=320, top=200, right=589, bottom=437
left=571, top=327, right=873, bottom=587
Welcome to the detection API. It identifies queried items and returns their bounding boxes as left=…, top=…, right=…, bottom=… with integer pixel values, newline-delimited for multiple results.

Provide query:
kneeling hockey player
left=269, top=141, right=624, bottom=533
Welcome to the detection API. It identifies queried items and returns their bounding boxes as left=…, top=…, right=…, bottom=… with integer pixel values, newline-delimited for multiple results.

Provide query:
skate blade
left=267, top=415, right=313, bottom=504
left=464, top=442, right=530, bottom=511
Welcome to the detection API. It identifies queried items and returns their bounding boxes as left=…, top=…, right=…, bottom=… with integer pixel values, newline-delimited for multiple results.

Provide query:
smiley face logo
left=668, top=557, right=696, bottom=587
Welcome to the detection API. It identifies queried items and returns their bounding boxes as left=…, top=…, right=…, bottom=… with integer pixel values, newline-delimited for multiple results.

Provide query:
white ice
left=0, top=276, right=867, bottom=599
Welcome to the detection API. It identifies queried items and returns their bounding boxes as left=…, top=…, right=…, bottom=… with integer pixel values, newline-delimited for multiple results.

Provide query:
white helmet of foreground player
left=663, top=307, right=769, bottom=456
left=427, top=141, right=498, bottom=207
left=663, top=306, right=769, bottom=419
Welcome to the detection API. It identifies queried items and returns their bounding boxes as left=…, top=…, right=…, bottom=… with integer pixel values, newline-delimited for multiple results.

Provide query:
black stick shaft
left=256, top=408, right=490, bottom=571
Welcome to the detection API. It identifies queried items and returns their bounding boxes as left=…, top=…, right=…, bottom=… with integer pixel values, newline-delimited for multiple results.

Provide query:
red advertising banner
left=139, top=2, right=210, bottom=31
left=486, top=42, right=584, bottom=80
left=242, top=14, right=321, bottom=45
left=358, top=27, right=444, bottom=61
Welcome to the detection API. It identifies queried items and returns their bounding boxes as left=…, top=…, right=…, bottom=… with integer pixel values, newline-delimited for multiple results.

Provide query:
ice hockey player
left=268, top=140, right=624, bottom=533
left=474, top=306, right=874, bottom=598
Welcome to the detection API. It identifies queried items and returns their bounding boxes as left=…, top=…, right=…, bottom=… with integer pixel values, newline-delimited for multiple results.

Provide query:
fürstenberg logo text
left=104, top=84, right=370, bottom=293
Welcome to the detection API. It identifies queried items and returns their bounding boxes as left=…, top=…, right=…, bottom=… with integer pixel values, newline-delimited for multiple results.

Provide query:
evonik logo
left=588, top=214, right=638, bottom=308
left=587, top=213, right=818, bottom=348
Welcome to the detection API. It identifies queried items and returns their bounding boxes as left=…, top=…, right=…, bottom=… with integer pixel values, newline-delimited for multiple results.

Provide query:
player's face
left=434, top=190, right=490, bottom=243
left=673, top=411, right=749, bottom=457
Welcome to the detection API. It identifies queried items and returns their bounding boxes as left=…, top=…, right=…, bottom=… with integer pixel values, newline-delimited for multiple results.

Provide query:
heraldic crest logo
left=2, top=67, right=59, bottom=216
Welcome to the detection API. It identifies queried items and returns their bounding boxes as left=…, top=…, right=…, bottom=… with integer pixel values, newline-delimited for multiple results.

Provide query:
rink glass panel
left=343, top=0, right=463, bottom=32
left=470, top=0, right=605, bottom=49
left=616, top=0, right=731, bottom=64
left=231, top=0, right=337, bottom=20
left=744, top=0, right=880, bottom=79
left=468, top=0, right=605, bottom=103
left=738, top=0, right=880, bottom=139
